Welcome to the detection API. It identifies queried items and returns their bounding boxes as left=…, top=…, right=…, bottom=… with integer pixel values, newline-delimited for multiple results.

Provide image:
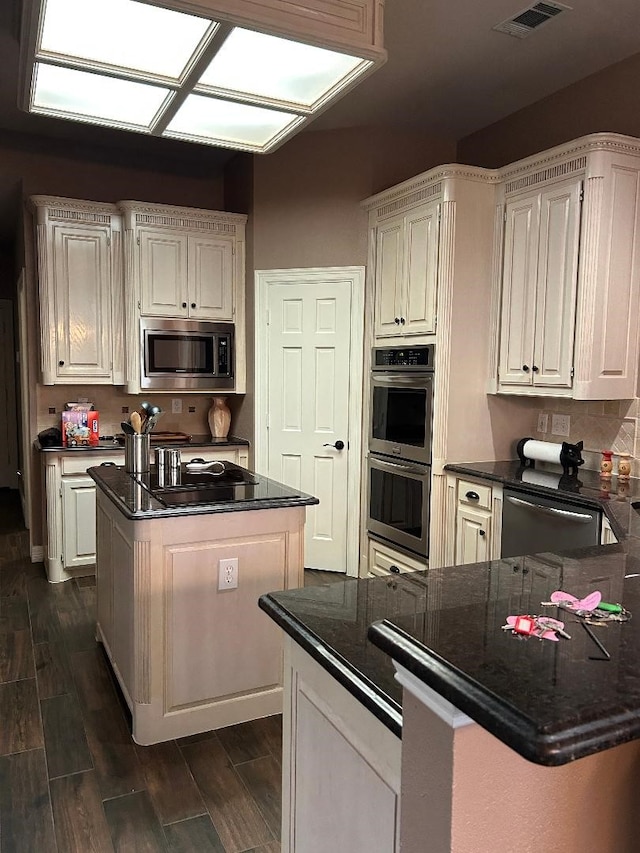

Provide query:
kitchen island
left=88, top=461, right=317, bottom=745
left=260, top=503, right=640, bottom=852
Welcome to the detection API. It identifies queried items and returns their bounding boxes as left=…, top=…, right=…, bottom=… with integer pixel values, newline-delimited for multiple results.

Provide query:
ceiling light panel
left=197, top=28, right=369, bottom=109
left=38, top=0, right=212, bottom=81
left=32, top=63, right=171, bottom=128
left=165, top=94, right=301, bottom=150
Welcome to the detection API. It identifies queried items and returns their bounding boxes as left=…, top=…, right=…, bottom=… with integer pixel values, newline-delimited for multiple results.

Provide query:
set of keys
left=501, top=614, right=571, bottom=641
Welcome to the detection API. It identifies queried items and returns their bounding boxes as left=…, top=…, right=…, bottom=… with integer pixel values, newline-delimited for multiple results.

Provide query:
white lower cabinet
left=447, top=475, right=503, bottom=566
left=368, top=537, right=426, bottom=576
left=61, top=476, right=97, bottom=570
left=282, top=637, right=401, bottom=852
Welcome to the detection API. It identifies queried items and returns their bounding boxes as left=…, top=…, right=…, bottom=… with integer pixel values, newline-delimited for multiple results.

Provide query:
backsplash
left=534, top=398, right=638, bottom=474
left=36, top=385, right=247, bottom=440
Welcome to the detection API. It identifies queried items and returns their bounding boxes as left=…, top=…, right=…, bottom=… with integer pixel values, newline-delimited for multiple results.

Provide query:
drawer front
left=457, top=479, right=492, bottom=510
left=369, top=539, right=425, bottom=575
left=181, top=447, right=241, bottom=465
left=61, top=453, right=123, bottom=474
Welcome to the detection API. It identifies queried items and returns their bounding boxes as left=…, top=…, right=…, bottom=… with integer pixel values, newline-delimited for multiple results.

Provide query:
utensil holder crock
left=125, top=433, right=150, bottom=474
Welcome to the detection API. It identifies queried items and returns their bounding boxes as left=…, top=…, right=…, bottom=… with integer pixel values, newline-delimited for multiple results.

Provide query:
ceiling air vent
left=493, top=2, right=572, bottom=39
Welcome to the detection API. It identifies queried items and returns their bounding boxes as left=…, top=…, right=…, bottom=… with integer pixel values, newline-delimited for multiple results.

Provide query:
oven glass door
left=370, top=373, right=433, bottom=463
left=368, top=455, right=430, bottom=557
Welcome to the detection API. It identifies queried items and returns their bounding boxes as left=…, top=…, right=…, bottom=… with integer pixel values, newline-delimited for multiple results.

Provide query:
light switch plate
left=551, top=414, right=570, bottom=437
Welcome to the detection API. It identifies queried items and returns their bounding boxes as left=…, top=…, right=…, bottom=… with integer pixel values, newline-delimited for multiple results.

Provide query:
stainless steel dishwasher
left=501, top=488, right=601, bottom=559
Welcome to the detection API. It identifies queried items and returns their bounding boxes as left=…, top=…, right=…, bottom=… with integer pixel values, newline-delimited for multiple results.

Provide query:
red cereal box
left=61, top=411, right=99, bottom=446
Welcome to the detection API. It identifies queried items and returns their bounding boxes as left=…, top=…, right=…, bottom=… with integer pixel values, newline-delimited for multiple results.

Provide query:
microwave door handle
left=372, top=457, right=427, bottom=476
left=505, top=495, right=594, bottom=523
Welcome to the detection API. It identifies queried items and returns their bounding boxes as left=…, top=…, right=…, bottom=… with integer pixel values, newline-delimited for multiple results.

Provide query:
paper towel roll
left=519, top=439, right=563, bottom=465
left=520, top=468, right=562, bottom=488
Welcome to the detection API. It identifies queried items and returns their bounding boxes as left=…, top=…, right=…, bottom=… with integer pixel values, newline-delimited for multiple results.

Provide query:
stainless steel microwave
left=140, top=318, right=234, bottom=391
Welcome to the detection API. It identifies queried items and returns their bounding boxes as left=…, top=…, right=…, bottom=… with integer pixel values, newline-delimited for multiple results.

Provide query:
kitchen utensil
left=121, top=421, right=135, bottom=435
left=143, top=408, right=163, bottom=434
left=130, top=411, right=143, bottom=434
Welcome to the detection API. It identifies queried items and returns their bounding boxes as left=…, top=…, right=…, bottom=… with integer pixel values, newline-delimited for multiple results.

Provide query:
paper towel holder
left=516, top=437, right=585, bottom=477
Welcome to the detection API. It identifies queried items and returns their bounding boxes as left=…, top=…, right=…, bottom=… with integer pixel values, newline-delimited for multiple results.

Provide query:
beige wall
left=457, top=51, right=640, bottom=168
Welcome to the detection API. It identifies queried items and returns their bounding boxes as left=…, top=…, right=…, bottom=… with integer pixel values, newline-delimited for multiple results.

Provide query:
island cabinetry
left=492, top=134, right=640, bottom=399
left=445, top=474, right=503, bottom=567
left=95, top=494, right=306, bottom=744
left=281, top=638, right=401, bottom=853
left=372, top=201, right=439, bottom=339
left=30, top=196, right=124, bottom=385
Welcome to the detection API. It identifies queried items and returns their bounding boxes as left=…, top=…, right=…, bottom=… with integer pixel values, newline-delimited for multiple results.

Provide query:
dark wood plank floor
left=0, top=488, right=345, bottom=853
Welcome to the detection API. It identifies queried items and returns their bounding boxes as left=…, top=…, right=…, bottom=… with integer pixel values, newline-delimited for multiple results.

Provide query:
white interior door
left=0, top=299, right=18, bottom=489
left=255, top=268, right=365, bottom=575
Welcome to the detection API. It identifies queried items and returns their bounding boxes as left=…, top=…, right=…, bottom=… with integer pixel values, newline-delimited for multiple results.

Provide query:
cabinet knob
left=532, top=365, right=539, bottom=373
left=191, top=303, right=196, bottom=309
left=400, top=317, right=405, bottom=325
left=522, top=364, right=530, bottom=373
left=479, top=530, right=486, bottom=537
left=394, top=317, right=400, bottom=325
left=465, top=490, right=479, bottom=500
left=389, top=564, right=400, bottom=574
left=182, top=302, right=187, bottom=308
left=58, top=360, right=64, bottom=366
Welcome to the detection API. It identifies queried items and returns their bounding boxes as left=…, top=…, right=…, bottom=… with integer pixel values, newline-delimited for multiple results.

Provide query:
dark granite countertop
left=87, top=462, right=318, bottom=519
left=260, top=460, right=640, bottom=766
left=35, top=434, right=250, bottom=453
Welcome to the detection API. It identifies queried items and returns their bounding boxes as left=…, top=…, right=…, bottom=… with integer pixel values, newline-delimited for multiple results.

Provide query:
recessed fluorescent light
left=39, top=0, right=212, bottom=80
left=32, top=63, right=170, bottom=128
left=165, top=94, right=301, bottom=149
left=197, top=28, right=369, bottom=109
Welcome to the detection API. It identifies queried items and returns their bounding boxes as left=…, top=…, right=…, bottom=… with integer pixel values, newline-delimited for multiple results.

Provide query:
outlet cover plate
left=218, top=557, right=238, bottom=590
left=171, top=398, right=182, bottom=414
left=551, top=414, right=570, bottom=437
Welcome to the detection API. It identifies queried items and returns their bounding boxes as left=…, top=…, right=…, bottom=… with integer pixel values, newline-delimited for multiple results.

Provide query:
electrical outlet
left=537, top=413, right=549, bottom=434
left=171, top=398, right=182, bottom=414
left=551, top=414, right=571, bottom=437
left=218, top=557, right=238, bottom=590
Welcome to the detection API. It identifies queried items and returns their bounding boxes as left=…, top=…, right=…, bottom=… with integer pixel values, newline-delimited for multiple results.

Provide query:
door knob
left=323, top=440, right=345, bottom=450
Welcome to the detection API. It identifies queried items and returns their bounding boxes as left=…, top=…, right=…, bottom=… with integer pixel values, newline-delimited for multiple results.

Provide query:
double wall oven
left=367, top=345, right=434, bottom=560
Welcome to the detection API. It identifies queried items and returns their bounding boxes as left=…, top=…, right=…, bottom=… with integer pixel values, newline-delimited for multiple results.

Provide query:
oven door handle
left=371, top=457, right=428, bottom=476
left=372, top=374, right=433, bottom=386
left=505, top=495, right=594, bottom=523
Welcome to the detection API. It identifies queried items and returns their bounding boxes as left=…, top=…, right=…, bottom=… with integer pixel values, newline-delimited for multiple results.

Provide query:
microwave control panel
left=372, top=345, right=435, bottom=370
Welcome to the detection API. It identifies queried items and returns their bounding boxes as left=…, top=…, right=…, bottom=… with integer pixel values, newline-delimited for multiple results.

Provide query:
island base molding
left=95, top=493, right=306, bottom=745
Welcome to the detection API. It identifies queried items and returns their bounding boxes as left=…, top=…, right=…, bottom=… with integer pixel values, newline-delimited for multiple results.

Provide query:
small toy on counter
left=501, top=614, right=570, bottom=641
left=542, top=589, right=631, bottom=622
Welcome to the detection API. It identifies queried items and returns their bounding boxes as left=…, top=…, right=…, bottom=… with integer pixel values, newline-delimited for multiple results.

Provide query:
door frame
left=254, top=266, right=365, bottom=577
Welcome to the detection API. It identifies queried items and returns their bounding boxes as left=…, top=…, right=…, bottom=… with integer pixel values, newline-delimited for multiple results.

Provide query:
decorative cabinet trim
left=504, top=156, right=587, bottom=196
left=134, top=540, right=151, bottom=705
left=118, top=201, right=246, bottom=236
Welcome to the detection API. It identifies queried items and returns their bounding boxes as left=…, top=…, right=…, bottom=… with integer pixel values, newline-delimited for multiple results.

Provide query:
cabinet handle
left=532, top=365, right=539, bottom=373
left=182, top=302, right=187, bottom=308
left=58, top=360, right=64, bottom=366
left=389, top=564, right=400, bottom=574
left=465, top=490, right=479, bottom=500
left=479, top=530, right=486, bottom=537
left=191, top=303, right=196, bottom=309
left=522, top=364, right=530, bottom=373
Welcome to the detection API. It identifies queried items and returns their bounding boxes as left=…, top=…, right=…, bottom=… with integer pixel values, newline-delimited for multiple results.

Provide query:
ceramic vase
left=208, top=396, right=231, bottom=440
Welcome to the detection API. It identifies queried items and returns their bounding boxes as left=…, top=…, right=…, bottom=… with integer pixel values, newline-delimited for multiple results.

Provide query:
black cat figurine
left=559, top=440, right=584, bottom=476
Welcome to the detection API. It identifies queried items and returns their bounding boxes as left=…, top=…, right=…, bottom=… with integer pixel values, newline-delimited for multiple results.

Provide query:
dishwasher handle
left=506, top=495, right=594, bottom=524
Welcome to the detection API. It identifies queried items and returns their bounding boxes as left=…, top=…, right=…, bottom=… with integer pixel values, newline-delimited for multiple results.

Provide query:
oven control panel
left=372, top=345, right=434, bottom=369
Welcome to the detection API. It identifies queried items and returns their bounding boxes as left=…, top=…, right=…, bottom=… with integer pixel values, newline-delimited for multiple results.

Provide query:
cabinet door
left=52, top=224, right=113, bottom=381
left=187, top=234, right=234, bottom=320
left=374, top=217, right=404, bottom=338
left=61, top=476, right=96, bottom=568
left=498, top=195, right=540, bottom=386
left=403, top=202, right=439, bottom=336
left=139, top=228, right=188, bottom=316
left=455, top=506, right=491, bottom=566
left=532, top=180, right=581, bottom=388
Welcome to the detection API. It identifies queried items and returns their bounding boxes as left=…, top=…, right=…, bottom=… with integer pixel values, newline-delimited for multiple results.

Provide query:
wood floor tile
left=0, top=748, right=57, bottom=852
left=181, top=736, right=273, bottom=852
left=0, top=596, right=30, bottom=631
left=42, top=693, right=94, bottom=779
left=236, top=755, right=282, bottom=841
left=256, top=715, right=283, bottom=764
left=0, top=679, right=43, bottom=755
left=75, top=575, right=97, bottom=589
left=28, top=576, right=65, bottom=645
left=244, top=843, right=281, bottom=853
left=134, top=740, right=207, bottom=825
left=71, top=649, right=146, bottom=800
left=0, top=628, right=35, bottom=682
left=34, top=641, right=75, bottom=699
left=0, top=561, right=27, bottom=598
left=58, top=606, right=98, bottom=653
left=217, top=719, right=274, bottom=765
left=50, top=769, right=114, bottom=853
left=103, top=790, right=169, bottom=852
left=162, top=815, right=226, bottom=852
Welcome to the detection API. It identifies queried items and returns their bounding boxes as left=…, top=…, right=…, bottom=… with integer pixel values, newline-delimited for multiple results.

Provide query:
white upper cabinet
left=492, top=134, right=640, bottom=400
left=372, top=199, right=439, bottom=340
left=31, top=196, right=124, bottom=385
left=127, top=203, right=242, bottom=321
